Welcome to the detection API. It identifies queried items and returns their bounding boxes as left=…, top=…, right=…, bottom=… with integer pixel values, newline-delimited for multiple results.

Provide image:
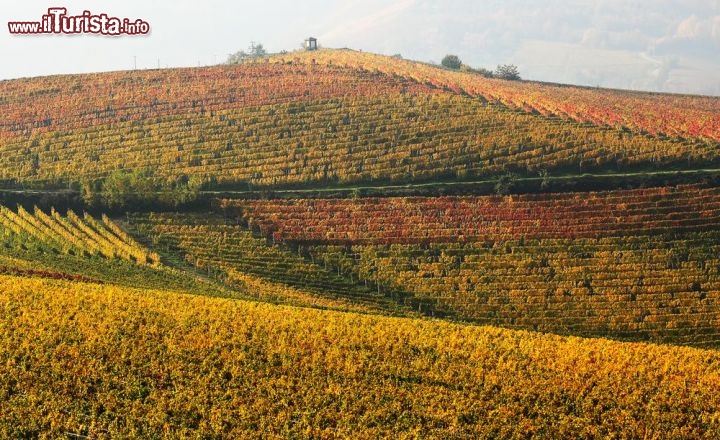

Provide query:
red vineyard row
left=223, top=185, right=720, bottom=244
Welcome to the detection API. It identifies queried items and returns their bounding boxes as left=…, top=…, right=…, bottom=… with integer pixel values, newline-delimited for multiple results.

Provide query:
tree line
left=441, top=54, right=521, bottom=80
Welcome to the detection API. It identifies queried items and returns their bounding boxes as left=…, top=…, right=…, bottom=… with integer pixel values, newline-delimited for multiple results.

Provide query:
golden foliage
left=0, top=205, right=158, bottom=266
left=276, top=49, right=720, bottom=142
left=0, top=274, right=718, bottom=438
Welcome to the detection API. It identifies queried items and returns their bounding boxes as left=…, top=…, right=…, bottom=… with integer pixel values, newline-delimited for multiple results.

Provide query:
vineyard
left=0, top=64, right=423, bottom=140
left=0, top=206, right=160, bottom=265
left=0, top=205, right=157, bottom=264
left=275, top=49, right=720, bottom=142
left=3, top=48, right=720, bottom=436
left=0, top=206, right=236, bottom=296
left=128, top=212, right=435, bottom=315
left=224, top=184, right=720, bottom=346
left=1, top=275, right=719, bottom=438
left=225, top=184, right=720, bottom=244
left=0, top=53, right=718, bottom=190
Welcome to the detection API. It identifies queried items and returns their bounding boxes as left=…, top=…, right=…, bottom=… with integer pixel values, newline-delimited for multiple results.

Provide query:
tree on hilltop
left=441, top=54, right=462, bottom=70
left=496, top=64, right=521, bottom=80
left=226, top=41, right=267, bottom=64
left=226, top=51, right=248, bottom=64
left=249, top=42, right=266, bottom=57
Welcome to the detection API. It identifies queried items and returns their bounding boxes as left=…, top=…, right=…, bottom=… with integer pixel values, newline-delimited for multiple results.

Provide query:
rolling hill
left=2, top=48, right=720, bottom=436
left=0, top=49, right=718, bottom=192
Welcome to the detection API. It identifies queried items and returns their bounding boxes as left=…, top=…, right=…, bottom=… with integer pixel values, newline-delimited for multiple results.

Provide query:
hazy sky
left=2, top=1, right=719, bottom=95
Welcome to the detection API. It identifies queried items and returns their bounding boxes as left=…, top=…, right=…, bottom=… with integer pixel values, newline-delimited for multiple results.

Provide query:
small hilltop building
left=304, top=37, right=318, bottom=51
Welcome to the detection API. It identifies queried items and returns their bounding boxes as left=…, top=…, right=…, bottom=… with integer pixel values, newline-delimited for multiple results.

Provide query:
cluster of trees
left=441, top=54, right=521, bottom=80
left=226, top=41, right=268, bottom=64
left=81, top=169, right=205, bottom=211
left=225, top=39, right=322, bottom=65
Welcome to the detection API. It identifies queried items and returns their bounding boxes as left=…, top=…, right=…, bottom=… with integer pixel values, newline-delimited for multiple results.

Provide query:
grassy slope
left=1, top=274, right=718, bottom=438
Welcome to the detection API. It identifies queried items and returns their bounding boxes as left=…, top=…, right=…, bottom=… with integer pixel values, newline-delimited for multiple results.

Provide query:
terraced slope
left=127, top=212, right=437, bottom=315
left=2, top=274, right=719, bottom=438
left=0, top=205, right=158, bottom=264
left=0, top=53, right=717, bottom=190
left=0, top=206, right=231, bottom=295
left=225, top=184, right=720, bottom=346
left=226, top=185, right=720, bottom=243
left=276, top=49, right=720, bottom=142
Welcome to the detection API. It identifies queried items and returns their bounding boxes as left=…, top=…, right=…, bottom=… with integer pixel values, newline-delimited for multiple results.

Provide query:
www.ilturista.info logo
left=8, top=8, right=150, bottom=35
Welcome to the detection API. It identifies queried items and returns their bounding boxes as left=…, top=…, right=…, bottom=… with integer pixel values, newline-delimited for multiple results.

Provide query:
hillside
left=276, top=49, right=720, bottom=142
left=1, top=275, right=719, bottom=438
left=1, top=49, right=720, bottom=342
left=126, top=212, right=434, bottom=315
left=0, top=204, right=235, bottom=295
left=0, top=50, right=718, bottom=194
left=222, top=184, right=720, bottom=346
left=2, top=48, right=720, bottom=436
